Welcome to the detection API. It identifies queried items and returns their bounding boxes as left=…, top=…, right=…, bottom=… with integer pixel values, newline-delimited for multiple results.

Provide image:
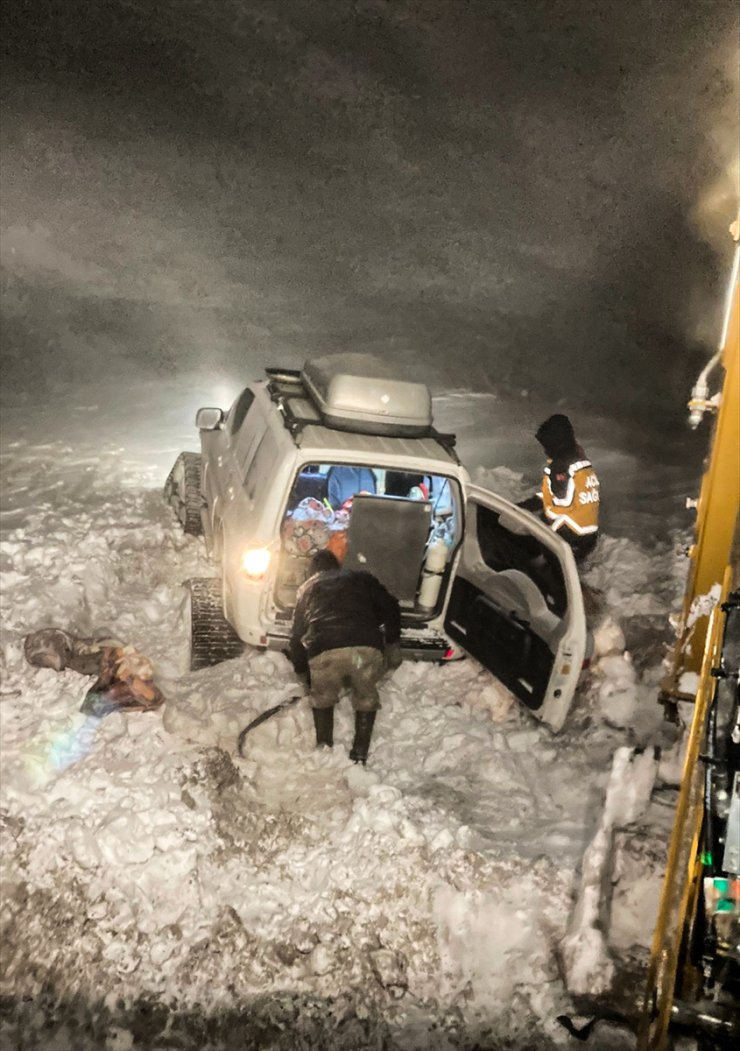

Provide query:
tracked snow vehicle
left=165, top=354, right=589, bottom=732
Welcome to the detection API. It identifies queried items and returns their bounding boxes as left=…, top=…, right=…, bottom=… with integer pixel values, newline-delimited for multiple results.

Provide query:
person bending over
left=289, top=549, right=401, bottom=765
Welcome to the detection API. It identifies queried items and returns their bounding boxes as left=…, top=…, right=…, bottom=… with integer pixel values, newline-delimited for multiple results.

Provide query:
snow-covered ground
left=0, top=377, right=695, bottom=1050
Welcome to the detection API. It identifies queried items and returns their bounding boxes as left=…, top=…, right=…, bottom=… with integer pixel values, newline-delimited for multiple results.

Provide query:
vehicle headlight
left=241, top=546, right=271, bottom=579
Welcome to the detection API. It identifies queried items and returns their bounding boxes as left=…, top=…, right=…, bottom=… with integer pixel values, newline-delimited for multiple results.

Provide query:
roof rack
left=263, top=366, right=459, bottom=462
left=264, top=367, right=302, bottom=384
left=264, top=371, right=318, bottom=443
left=430, top=431, right=459, bottom=462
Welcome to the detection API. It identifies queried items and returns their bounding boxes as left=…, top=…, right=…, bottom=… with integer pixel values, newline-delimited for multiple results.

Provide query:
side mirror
left=196, top=407, right=224, bottom=431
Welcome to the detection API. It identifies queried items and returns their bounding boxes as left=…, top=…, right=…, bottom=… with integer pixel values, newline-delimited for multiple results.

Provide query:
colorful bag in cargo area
left=327, top=528, right=348, bottom=564
left=281, top=497, right=334, bottom=557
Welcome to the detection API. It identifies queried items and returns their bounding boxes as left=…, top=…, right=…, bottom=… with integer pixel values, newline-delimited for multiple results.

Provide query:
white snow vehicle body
left=166, top=356, right=588, bottom=731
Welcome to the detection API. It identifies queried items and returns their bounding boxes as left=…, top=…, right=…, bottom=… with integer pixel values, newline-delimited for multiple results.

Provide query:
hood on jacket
left=535, top=414, right=577, bottom=460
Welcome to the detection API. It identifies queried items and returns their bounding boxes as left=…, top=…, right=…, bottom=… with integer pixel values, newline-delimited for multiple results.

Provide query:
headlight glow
left=241, top=546, right=271, bottom=578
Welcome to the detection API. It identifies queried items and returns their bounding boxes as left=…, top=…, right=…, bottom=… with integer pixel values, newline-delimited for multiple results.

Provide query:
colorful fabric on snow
left=23, top=629, right=165, bottom=717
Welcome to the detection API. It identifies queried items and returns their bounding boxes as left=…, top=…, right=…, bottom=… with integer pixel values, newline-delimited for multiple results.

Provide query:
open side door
left=445, top=484, right=587, bottom=732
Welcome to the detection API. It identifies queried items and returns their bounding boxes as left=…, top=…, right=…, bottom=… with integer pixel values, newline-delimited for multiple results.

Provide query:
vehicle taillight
left=241, top=546, right=271, bottom=579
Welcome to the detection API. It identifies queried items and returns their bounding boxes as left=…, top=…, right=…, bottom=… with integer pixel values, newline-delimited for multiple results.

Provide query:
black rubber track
left=164, top=452, right=203, bottom=536
left=188, top=577, right=245, bottom=671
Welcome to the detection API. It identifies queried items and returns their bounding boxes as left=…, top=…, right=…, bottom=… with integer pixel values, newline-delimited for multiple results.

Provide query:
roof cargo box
left=302, top=354, right=433, bottom=436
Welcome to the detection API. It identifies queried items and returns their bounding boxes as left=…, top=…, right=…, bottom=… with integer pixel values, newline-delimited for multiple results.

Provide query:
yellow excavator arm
left=639, top=220, right=740, bottom=1049
left=662, top=231, right=740, bottom=700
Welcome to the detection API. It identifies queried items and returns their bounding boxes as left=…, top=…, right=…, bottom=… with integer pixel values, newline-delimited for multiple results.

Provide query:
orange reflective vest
left=541, top=459, right=599, bottom=536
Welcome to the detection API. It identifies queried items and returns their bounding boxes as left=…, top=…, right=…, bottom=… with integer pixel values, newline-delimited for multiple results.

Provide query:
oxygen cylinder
left=418, top=538, right=448, bottom=611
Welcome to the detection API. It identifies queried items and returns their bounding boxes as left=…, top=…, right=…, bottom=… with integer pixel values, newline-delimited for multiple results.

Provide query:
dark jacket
left=289, top=568, right=401, bottom=672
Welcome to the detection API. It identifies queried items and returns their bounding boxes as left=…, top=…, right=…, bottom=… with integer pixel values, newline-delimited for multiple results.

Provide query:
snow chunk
left=370, top=948, right=408, bottom=995
left=678, top=671, right=699, bottom=696
left=592, top=616, right=626, bottom=658
left=561, top=747, right=658, bottom=996
left=463, top=679, right=516, bottom=722
left=96, top=810, right=155, bottom=865
left=310, top=944, right=335, bottom=976
left=0, top=570, right=27, bottom=590
left=434, top=883, right=549, bottom=1004
left=66, top=820, right=103, bottom=870
left=430, top=829, right=455, bottom=852
left=686, top=583, right=721, bottom=628
left=506, top=729, right=540, bottom=753
left=105, top=1028, right=135, bottom=1051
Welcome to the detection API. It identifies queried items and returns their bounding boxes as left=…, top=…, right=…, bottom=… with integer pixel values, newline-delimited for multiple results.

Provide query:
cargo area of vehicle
left=273, top=460, right=462, bottom=620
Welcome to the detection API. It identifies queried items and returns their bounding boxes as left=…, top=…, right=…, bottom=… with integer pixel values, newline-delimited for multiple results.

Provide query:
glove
left=286, top=643, right=308, bottom=678
left=384, top=641, right=403, bottom=671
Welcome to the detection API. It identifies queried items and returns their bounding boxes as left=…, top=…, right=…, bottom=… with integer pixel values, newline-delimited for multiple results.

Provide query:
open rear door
left=444, top=485, right=587, bottom=732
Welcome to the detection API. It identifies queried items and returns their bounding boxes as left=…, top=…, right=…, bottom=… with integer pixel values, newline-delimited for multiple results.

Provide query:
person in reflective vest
left=520, top=414, right=600, bottom=562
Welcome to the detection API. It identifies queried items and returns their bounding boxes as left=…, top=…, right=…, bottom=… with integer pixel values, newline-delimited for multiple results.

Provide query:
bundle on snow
left=24, top=628, right=123, bottom=675
left=23, top=628, right=165, bottom=717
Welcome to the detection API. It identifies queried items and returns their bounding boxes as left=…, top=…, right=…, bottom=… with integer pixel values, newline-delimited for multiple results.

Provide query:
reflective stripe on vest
left=541, top=460, right=599, bottom=535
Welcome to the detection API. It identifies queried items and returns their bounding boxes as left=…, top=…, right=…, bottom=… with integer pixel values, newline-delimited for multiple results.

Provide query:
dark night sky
left=1, top=0, right=738, bottom=425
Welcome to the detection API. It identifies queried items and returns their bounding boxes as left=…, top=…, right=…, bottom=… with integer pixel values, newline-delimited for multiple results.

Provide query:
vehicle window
left=475, top=505, right=567, bottom=617
left=281, top=463, right=459, bottom=546
left=385, top=471, right=425, bottom=497
left=228, top=389, right=255, bottom=436
left=286, top=464, right=330, bottom=510
left=326, top=465, right=378, bottom=509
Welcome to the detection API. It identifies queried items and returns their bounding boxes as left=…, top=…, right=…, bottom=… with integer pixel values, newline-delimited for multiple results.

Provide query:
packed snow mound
left=561, top=747, right=659, bottom=996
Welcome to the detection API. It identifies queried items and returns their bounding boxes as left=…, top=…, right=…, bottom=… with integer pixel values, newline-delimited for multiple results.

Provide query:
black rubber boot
left=349, top=711, right=376, bottom=765
left=312, top=706, right=334, bottom=748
